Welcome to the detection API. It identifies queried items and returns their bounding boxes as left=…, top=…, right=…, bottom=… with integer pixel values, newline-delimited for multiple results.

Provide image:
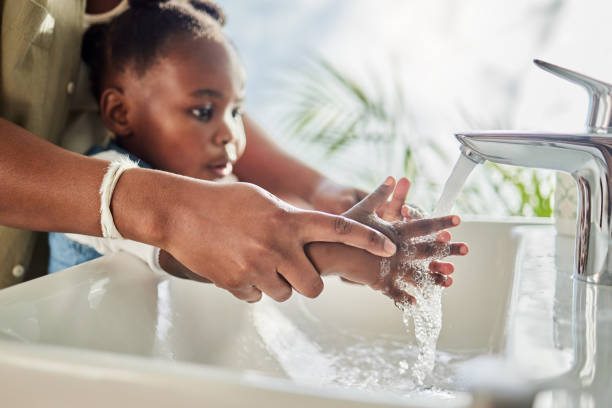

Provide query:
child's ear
left=100, top=88, right=131, bottom=137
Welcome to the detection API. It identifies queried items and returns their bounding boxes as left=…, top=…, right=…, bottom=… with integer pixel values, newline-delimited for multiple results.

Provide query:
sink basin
left=0, top=218, right=563, bottom=407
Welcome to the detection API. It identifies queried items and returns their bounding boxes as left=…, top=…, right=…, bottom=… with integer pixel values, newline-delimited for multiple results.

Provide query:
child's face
left=119, top=35, right=246, bottom=181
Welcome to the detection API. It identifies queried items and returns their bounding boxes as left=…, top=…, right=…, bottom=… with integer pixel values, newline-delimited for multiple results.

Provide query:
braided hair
left=82, top=0, right=226, bottom=101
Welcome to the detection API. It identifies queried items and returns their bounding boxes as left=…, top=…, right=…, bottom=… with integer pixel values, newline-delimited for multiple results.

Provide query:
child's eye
left=232, top=107, right=243, bottom=119
left=191, top=106, right=213, bottom=121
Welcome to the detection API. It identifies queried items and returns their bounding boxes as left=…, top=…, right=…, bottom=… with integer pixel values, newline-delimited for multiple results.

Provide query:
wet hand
left=342, top=177, right=465, bottom=247
left=341, top=177, right=468, bottom=302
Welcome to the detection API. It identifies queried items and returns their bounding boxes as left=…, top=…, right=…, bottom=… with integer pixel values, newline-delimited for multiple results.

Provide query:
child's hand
left=372, top=177, right=458, bottom=292
left=342, top=177, right=464, bottom=255
left=340, top=177, right=468, bottom=303
left=375, top=178, right=425, bottom=222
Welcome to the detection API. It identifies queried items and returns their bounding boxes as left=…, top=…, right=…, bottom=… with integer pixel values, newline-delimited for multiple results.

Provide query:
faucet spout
left=455, top=131, right=612, bottom=285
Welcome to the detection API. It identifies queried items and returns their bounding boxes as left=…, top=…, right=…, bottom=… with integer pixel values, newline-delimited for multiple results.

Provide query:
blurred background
left=217, top=0, right=612, bottom=216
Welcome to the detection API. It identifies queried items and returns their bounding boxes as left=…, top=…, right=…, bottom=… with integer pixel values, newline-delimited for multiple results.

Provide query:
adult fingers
left=350, top=176, right=395, bottom=214
left=277, top=251, right=325, bottom=298
left=340, top=277, right=363, bottom=285
left=396, top=215, right=461, bottom=239
left=302, top=211, right=397, bottom=257
left=256, top=270, right=294, bottom=302
left=180, top=269, right=213, bottom=283
left=228, top=285, right=263, bottom=303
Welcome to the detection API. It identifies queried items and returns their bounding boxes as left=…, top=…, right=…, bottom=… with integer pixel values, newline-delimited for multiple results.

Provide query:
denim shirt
left=47, top=142, right=152, bottom=274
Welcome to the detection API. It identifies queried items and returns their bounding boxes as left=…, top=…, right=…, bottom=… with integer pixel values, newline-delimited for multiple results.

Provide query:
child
left=48, top=0, right=467, bottom=303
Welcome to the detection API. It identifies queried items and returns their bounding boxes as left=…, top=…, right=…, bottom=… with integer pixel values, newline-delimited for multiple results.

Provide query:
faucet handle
left=534, top=59, right=612, bottom=133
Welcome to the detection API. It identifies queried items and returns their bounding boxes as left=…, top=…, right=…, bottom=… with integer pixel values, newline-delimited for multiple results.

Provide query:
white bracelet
left=99, top=157, right=139, bottom=239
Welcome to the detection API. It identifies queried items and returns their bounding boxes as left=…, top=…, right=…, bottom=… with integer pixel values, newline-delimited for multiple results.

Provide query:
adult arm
left=0, top=119, right=397, bottom=302
left=234, top=115, right=367, bottom=214
left=0, top=119, right=108, bottom=235
left=85, top=0, right=123, bottom=14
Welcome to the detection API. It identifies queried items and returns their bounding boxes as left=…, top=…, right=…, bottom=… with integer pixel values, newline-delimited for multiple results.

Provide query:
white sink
left=0, top=218, right=562, bottom=407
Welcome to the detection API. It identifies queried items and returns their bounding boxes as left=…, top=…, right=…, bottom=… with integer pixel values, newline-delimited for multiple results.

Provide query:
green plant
left=482, top=163, right=553, bottom=217
left=275, top=56, right=554, bottom=217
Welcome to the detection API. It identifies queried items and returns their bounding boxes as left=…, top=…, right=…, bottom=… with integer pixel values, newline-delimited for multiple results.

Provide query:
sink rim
left=0, top=217, right=553, bottom=407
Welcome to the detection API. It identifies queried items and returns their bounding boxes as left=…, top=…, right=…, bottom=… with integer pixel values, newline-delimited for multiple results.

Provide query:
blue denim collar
left=86, top=140, right=153, bottom=169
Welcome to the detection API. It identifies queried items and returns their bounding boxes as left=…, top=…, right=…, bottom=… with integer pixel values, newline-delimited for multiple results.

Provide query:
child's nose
left=213, top=116, right=237, bottom=146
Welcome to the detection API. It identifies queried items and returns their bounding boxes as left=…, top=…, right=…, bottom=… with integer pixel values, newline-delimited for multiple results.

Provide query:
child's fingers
left=355, top=176, right=396, bottom=213
left=396, top=215, right=461, bottom=239
left=432, top=273, right=453, bottom=287
left=382, top=178, right=410, bottom=220
left=436, top=230, right=451, bottom=243
left=396, top=292, right=417, bottom=306
left=430, top=260, right=454, bottom=275
left=394, top=178, right=411, bottom=199
left=452, top=243, right=469, bottom=256
left=403, top=241, right=468, bottom=259
left=401, top=203, right=425, bottom=221
left=386, top=284, right=416, bottom=305
left=401, top=205, right=413, bottom=221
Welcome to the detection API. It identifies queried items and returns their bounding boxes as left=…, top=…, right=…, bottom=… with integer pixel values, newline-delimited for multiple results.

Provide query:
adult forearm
left=234, top=115, right=325, bottom=203
left=0, top=119, right=107, bottom=235
left=0, top=118, right=166, bottom=247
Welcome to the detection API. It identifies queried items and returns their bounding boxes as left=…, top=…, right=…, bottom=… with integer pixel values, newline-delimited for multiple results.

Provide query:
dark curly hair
left=82, top=0, right=227, bottom=101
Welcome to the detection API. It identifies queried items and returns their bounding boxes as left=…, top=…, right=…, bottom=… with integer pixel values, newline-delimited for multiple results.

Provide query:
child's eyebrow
left=191, top=89, right=245, bottom=102
left=191, top=89, right=223, bottom=98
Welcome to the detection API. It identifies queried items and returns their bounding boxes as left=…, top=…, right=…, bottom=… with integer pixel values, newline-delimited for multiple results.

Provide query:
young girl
left=48, top=0, right=467, bottom=303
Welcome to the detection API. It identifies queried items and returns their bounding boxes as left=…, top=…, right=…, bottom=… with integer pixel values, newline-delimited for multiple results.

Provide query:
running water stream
left=399, top=154, right=478, bottom=385
left=433, top=154, right=480, bottom=217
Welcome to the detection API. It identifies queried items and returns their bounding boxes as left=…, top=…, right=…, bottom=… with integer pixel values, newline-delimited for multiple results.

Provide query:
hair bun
left=189, top=0, right=226, bottom=25
left=128, top=0, right=171, bottom=8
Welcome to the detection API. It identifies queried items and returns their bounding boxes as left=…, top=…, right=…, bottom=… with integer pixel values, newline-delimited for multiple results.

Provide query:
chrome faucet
left=456, top=59, right=612, bottom=285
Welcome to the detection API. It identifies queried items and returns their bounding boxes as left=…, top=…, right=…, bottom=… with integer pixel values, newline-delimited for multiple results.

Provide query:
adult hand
left=130, top=174, right=397, bottom=303
left=310, top=178, right=368, bottom=215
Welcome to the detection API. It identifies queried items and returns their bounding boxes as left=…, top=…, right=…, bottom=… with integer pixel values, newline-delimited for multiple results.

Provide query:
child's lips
left=207, top=161, right=233, bottom=178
